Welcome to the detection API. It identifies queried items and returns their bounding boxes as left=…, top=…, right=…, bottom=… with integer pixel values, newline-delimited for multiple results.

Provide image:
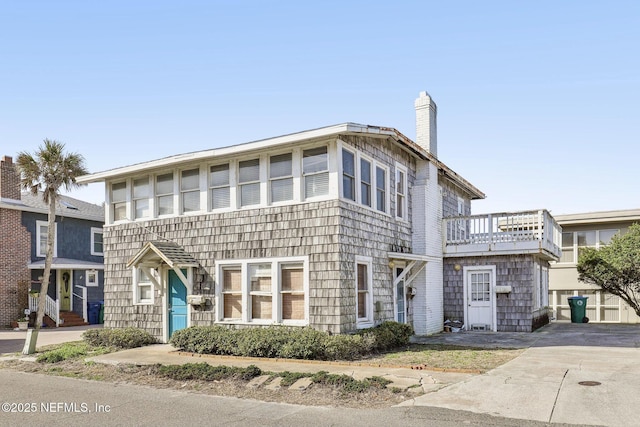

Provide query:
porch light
left=388, top=260, right=395, bottom=269
left=454, top=264, right=462, bottom=271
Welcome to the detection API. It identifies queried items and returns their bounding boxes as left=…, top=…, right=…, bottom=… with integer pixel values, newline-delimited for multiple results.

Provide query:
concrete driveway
left=405, top=323, right=640, bottom=426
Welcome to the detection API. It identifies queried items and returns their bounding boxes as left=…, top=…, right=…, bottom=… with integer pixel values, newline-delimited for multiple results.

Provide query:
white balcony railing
left=443, top=210, right=562, bottom=260
left=28, top=294, right=60, bottom=326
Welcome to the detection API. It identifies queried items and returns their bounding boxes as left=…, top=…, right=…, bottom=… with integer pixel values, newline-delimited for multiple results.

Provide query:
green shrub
left=37, top=342, right=90, bottom=363
left=157, top=363, right=262, bottom=381
left=168, top=321, right=412, bottom=361
left=83, top=327, right=156, bottom=349
left=359, top=321, right=414, bottom=351
left=310, top=371, right=390, bottom=393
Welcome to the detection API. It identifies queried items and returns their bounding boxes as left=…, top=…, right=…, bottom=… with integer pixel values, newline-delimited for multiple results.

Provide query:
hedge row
left=82, top=327, right=157, bottom=349
left=169, top=321, right=413, bottom=361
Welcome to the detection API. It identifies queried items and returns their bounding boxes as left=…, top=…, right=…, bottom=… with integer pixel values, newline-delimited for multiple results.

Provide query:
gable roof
left=127, top=241, right=200, bottom=269
left=0, top=192, right=104, bottom=222
left=76, top=123, right=485, bottom=200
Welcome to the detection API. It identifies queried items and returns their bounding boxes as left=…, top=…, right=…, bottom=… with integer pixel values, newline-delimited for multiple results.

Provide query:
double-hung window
left=36, top=220, right=57, bottom=258
left=134, top=268, right=154, bottom=304
left=249, top=263, right=272, bottom=320
left=342, top=149, right=356, bottom=201
left=360, top=158, right=372, bottom=207
left=156, top=173, right=174, bottom=216
left=376, top=166, right=386, bottom=212
left=356, top=256, right=373, bottom=328
left=181, top=168, right=200, bottom=213
left=111, top=182, right=127, bottom=221
left=133, top=177, right=150, bottom=219
left=269, top=153, right=293, bottom=203
left=239, top=159, right=261, bottom=207
left=396, top=166, right=407, bottom=219
left=281, top=264, right=304, bottom=320
left=91, top=227, right=103, bottom=256
left=303, top=147, right=329, bottom=198
left=210, top=164, right=231, bottom=210
left=222, top=267, right=242, bottom=319
left=218, top=257, right=307, bottom=324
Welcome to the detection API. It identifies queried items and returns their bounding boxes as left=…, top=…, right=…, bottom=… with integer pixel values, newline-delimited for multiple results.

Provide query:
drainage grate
left=578, top=381, right=601, bottom=386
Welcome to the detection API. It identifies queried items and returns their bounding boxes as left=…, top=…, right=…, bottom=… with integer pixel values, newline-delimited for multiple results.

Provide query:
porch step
left=58, top=311, right=88, bottom=327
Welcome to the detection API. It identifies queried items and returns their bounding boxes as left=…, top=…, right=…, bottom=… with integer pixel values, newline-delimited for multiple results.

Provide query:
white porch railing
left=443, top=210, right=562, bottom=260
left=73, top=286, right=88, bottom=323
left=28, top=294, right=60, bottom=326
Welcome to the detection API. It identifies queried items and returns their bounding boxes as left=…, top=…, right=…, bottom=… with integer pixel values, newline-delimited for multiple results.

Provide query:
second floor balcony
left=443, top=210, right=562, bottom=260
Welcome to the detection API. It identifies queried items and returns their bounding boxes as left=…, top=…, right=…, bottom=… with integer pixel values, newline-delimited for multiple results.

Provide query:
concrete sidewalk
left=89, top=344, right=474, bottom=393
left=0, top=325, right=101, bottom=354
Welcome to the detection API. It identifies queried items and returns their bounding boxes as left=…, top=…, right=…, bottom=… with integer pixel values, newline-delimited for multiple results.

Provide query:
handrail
left=28, top=294, right=60, bottom=326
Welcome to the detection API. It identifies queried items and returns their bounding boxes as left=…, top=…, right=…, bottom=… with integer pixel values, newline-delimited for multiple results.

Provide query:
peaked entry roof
left=127, top=241, right=199, bottom=269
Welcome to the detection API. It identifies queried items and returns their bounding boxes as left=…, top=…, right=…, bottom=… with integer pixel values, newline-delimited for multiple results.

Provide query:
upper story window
left=210, top=163, right=230, bottom=210
left=111, top=182, right=127, bottom=221
left=156, top=173, right=174, bottom=216
left=269, top=153, right=293, bottom=203
left=342, top=149, right=356, bottom=201
left=303, top=147, right=329, bottom=198
left=91, top=227, right=103, bottom=256
left=339, top=145, right=393, bottom=214
left=360, top=158, right=371, bottom=207
left=133, top=177, right=150, bottom=219
left=560, top=229, right=619, bottom=264
left=396, top=166, right=407, bottom=220
left=239, top=159, right=261, bottom=207
left=376, top=166, right=386, bottom=212
left=181, top=168, right=200, bottom=213
left=36, top=220, right=57, bottom=258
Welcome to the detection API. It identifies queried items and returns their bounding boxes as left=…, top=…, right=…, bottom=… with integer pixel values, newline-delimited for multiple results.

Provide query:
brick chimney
left=0, top=155, right=21, bottom=200
left=414, top=91, right=437, bottom=157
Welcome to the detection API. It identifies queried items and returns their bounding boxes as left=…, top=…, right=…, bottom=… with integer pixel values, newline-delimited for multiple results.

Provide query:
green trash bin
left=98, top=301, right=104, bottom=324
left=568, top=296, right=589, bottom=323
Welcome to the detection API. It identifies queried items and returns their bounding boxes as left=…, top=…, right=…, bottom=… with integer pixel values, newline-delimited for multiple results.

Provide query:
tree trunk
left=23, top=195, right=57, bottom=354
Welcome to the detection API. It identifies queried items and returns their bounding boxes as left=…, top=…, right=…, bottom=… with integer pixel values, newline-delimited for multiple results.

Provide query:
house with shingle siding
left=77, top=92, right=561, bottom=341
left=0, top=155, right=105, bottom=327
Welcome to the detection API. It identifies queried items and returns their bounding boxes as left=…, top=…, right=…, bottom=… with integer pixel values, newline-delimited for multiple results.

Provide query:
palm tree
left=16, top=140, right=88, bottom=354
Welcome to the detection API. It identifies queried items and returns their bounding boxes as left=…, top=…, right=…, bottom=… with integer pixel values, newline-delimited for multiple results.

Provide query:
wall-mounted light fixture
left=454, top=264, right=462, bottom=271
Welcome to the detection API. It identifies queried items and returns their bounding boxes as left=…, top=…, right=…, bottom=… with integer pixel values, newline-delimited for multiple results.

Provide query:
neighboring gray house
left=0, top=155, right=105, bottom=327
left=77, top=92, right=561, bottom=342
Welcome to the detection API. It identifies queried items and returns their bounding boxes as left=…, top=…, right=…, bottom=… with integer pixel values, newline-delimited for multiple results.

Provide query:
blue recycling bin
left=88, top=302, right=101, bottom=324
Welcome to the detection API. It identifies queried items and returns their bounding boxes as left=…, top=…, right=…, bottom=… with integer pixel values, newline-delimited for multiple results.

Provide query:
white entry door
left=464, top=267, right=495, bottom=331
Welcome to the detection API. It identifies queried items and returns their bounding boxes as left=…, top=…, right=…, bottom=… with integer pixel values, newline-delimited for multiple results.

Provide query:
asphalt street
left=0, top=370, right=570, bottom=427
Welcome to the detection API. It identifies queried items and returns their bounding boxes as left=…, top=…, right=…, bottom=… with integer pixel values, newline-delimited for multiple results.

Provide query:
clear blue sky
left=1, top=1, right=638, bottom=215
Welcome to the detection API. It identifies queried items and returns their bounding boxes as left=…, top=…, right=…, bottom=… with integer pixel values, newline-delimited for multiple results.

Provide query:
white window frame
left=341, top=147, right=356, bottom=202
left=215, top=256, right=309, bottom=326
left=302, top=146, right=330, bottom=200
left=36, top=220, right=57, bottom=258
left=337, top=141, right=391, bottom=216
left=90, top=227, right=103, bottom=256
left=558, top=229, right=620, bottom=264
left=132, top=176, right=151, bottom=219
left=238, top=158, right=262, bottom=208
left=269, top=152, right=294, bottom=204
left=395, top=163, right=408, bottom=220
left=133, top=267, right=156, bottom=305
left=375, top=164, right=389, bottom=214
left=110, top=181, right=128, bottom=222
left=86, top=269, right=99, bottom=287
left=355, top=255, right=374, bottom=329
left=209, top=162, right=232, bottom=211
left=180, top=167, right=202, bottom=214
left=156, top=172, right=175, bottom=217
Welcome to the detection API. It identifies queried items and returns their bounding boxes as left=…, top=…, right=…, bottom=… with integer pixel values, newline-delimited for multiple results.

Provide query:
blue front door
left=169, top=270, right=188, bottom=337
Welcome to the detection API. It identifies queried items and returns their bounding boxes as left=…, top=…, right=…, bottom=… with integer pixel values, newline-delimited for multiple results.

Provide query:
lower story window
left=133, top=268, right=154, bottom=304
left=217, top=257, right=308, bottom=324
left=356, top=256, right=373, bottom=328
